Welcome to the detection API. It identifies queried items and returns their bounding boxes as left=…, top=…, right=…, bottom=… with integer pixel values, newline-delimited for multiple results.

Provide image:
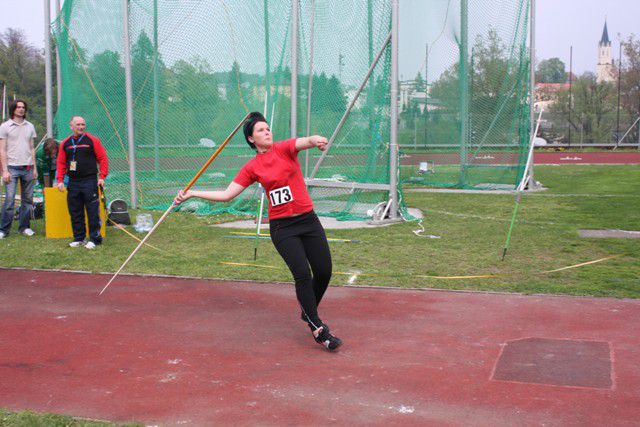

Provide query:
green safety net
left=51, top=0, right=529, bottom=221
left=400, top=0, right=531, bottom=190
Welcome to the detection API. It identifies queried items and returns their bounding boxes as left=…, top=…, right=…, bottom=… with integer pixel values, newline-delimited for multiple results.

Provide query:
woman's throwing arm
left=174, top=181, right=246, bottom=205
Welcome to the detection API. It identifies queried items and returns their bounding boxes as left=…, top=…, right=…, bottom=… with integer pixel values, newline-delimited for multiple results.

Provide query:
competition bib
left=268, top=185, right=293, bottom=206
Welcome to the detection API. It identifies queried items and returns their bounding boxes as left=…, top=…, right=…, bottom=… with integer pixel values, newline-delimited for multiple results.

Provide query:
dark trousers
left=67, top=178, right=102, bottom=244
left=269, top=211, right=332, bottom=328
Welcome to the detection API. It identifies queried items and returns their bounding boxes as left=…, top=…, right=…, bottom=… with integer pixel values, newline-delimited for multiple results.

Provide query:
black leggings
left=269, top=211, right=332, bottom=328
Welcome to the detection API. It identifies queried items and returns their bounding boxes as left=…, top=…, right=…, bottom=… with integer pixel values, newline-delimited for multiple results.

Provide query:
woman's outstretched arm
left=174, top=181, right=246, bottom=205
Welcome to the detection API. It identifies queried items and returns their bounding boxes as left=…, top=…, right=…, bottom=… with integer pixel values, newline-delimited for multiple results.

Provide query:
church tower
left=596, top=20, right=615, bottom=83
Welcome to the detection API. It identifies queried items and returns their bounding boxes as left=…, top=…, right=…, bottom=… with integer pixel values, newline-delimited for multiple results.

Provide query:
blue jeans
left=1, top=166, right=35, bottom=235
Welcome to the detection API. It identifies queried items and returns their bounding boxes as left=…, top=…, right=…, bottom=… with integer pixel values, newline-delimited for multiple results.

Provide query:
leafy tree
left=167, top=59, right=221, bottom=144
left=309, top=72, right=346, bottom=114
left=132, top=32, right=166, bottom=107
left=423, top=27, right=529, bottom=149
left=414, top=72, right=425, bottom=92
left=620, top=35, right=640, bottom=139
left=0, top=28, right=46, bottom=133
left=89, top=51, right=124, bottom=108
left=550, top=72, right=616, bottom=144
left=536, top=57, right=567, bottom=83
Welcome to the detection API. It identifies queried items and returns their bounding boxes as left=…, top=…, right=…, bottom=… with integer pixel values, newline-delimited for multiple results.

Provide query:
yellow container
left=44, top=187, right=106, bottom=239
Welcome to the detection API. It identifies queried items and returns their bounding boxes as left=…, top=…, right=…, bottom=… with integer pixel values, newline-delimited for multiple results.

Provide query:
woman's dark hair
left=243, top=111, right=267, bottom=150
left=9, top=99, right=28, bottom=119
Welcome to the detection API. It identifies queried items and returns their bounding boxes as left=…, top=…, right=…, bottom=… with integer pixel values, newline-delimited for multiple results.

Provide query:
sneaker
left=85, top=241, right=96, bottom=250
left=312, top=324, right=342, bottom=351
left=0, top=231, right=5, bottom=239
left=21, top=228, right=35, bottom=237
left=69, top=241, right=84, bottom=248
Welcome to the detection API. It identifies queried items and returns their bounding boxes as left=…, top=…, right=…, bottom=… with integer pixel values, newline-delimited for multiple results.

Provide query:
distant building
left=596, top=21, right=616, bottom=83
left=534, top=82, right=570, bottom=111
left=399, top=80, right=432, bottom=113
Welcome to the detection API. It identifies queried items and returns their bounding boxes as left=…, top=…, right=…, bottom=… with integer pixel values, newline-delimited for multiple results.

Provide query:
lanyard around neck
left=71, top=134, right=85, bottom=160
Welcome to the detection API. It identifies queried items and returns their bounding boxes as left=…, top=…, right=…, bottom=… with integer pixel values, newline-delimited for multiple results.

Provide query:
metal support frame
left=123, top=0, right=138, bottom=207
left=306, top=179, right=391, bottom=191
left=528, top=0, right=537, bottom=188
left=616, top=41, right=622, bottom=143
left=389, top=0, right=399, bottom=219
left=304, top=0, right=315, bottom=177
left=55, top=0, right=62, bottom=107
left=153, top=0, right=160, bottom=178
left=615, top=116, right=640, bottom=148
left=458, top=0, right=469, bottom=186
left=290, top=0, right=298, bottom=138
left=44, top=0, right=53, bottom=138
left=264, top=0, right=271, bottom=116
left=1, top=83, right=6, bottom=121
left=518, top=108, right=543, bottom=192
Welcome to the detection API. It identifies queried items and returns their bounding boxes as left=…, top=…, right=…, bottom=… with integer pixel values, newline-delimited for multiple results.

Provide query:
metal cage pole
left=367, top=0, right=375, bottom=143
left=304, top=0, right=315, bottom=177
left=615, top=41, right=622, bottom=147
left=459, top=0, right=469, bottom=187
left=389, top=0, right=399, bottom=219
left=123, top=0, right=138, bottom=207
left=55, top=0, right=62, bottom=108
left=528, top=0, right=536, bottom=187
left=153, top=0, right=160, bottom=178
left=264, top=0, right=271, bottom=116
left=44, top=0, right=53, bottom=137
left=290, top=0, right=298, bottom=138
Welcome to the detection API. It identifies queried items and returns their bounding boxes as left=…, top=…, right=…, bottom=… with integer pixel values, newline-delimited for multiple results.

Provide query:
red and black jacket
left=56, top=132, right=109, bottom=182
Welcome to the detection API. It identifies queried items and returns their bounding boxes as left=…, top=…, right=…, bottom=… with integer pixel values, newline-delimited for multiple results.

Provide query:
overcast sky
left=1, top=0, right=638, bottom=78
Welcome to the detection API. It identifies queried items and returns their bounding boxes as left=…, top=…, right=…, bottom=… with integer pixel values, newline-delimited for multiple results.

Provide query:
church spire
left=600, top=20, right=610, bottom=45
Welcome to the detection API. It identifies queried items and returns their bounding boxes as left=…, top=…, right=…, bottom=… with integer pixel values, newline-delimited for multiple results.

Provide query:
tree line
left=398, top=31, right=640, bottom=147
left=0, top=28, right=49, bottom=136
left=1, top=28, right=354, bottom=151
left=399, top=28, right=530, bottom=149
left=536, top=36, right=640, bottom=145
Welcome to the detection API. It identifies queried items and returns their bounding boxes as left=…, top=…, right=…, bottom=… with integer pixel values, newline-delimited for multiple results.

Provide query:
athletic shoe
left=313, top=324, right=342, bottom=351
left=0, top=231, right=5, bottom=239
left=69, top=241, right=84, bottom=248
left=21, top=228, right=35, bottom=236
left=85, top=241, right=96, bottom=250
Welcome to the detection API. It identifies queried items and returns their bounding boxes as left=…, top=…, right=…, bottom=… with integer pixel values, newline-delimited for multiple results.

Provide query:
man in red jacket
left=56, top=116, right=109, bottom=249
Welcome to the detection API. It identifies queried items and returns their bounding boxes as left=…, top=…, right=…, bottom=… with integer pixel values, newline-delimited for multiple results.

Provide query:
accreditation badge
left=69, top=161, right=77, bottom=171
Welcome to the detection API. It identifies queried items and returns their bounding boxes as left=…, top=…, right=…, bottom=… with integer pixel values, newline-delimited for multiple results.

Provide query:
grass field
left=0, top=165, right=638, bottom=298
left=0, top=409, right=141, bottom=426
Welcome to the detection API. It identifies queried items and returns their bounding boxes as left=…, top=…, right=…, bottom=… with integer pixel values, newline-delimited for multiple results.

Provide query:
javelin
left=99, top=113, right=250, bottom=295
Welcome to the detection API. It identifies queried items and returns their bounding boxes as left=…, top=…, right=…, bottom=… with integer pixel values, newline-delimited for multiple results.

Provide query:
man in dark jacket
left=56, top=116, right=109, bottom=249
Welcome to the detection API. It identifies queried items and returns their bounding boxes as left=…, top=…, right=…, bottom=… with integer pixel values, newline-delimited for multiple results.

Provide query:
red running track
left=1, top=268, right=640, bottom=426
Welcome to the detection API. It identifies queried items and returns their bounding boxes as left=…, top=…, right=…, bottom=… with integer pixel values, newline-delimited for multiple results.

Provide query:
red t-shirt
left=233, top=138, right=314, bottom=219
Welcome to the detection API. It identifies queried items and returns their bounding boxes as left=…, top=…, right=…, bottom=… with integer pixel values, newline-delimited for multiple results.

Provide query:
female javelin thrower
left=174, top=112, right=342, bottom=351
